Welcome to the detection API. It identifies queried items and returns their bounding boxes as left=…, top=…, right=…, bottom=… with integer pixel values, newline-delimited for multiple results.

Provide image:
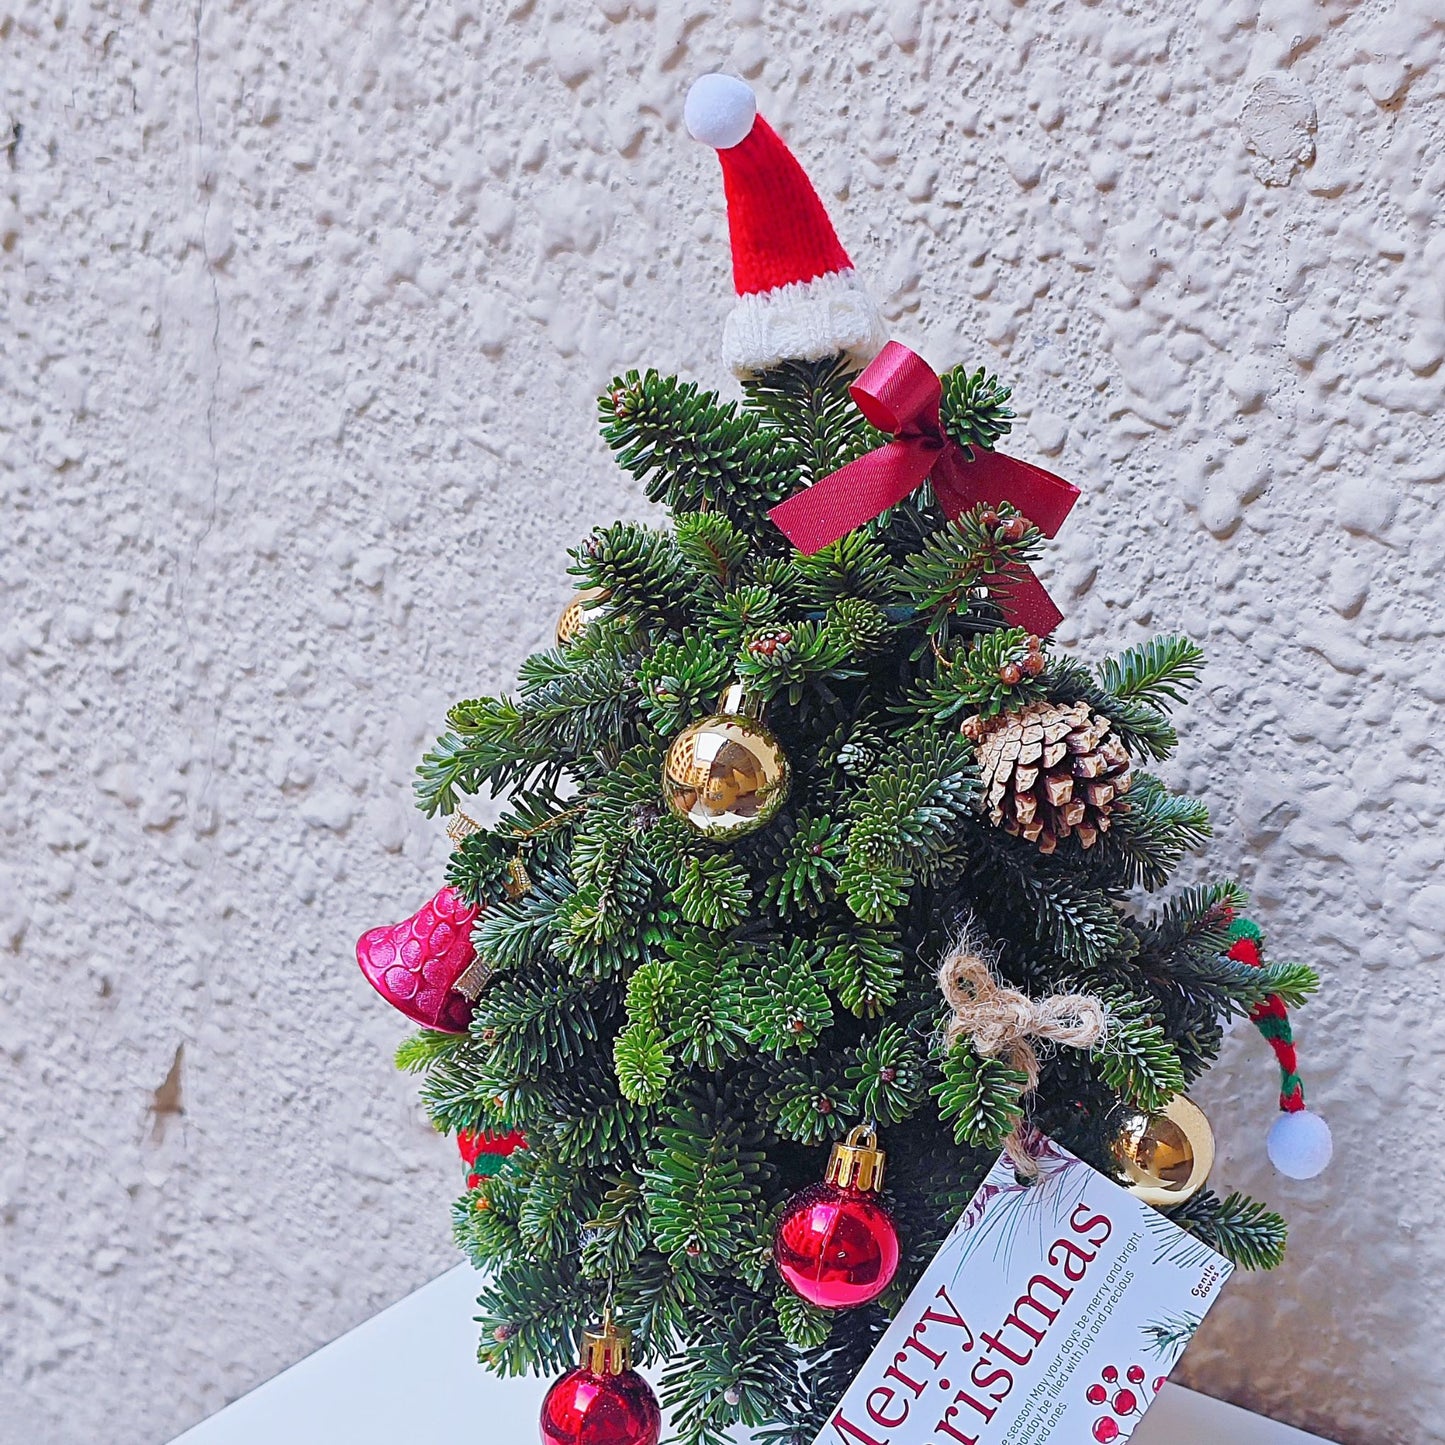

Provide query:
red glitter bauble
left=539, top=1366, right=662, bottom=1445
left=773, top=1180, right=900, bottom=1310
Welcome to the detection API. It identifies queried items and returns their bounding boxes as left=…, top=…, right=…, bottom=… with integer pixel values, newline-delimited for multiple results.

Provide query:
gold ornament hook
left=825, top=1125, right=887, bottom=1193
left=582, top=1319, right=632, bottom=1376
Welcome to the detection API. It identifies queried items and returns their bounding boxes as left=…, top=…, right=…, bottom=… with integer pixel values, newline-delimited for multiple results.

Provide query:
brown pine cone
left=963, top=699, right=1133, bottom=854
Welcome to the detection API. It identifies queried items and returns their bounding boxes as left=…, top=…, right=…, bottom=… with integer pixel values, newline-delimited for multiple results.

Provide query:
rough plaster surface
left=2, top=2, right=1444, bottom=1443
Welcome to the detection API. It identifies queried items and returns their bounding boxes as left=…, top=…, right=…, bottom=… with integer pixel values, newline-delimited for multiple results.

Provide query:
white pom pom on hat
left=1266, top=1109, right=1333, bottom=1181
left=684, top=72, right=887, bottom=377
left=685, top=73, right=757, bottom=150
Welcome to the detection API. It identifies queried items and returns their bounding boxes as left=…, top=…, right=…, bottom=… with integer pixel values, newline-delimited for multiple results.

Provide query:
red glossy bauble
left=539, top=1366, right=662, bottom=1445
left=774, top=1179, right=900, bottom=1310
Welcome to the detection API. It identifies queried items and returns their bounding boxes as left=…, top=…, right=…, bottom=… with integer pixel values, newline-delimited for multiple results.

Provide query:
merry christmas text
left=825, top=1202, right=1113, bottom=1445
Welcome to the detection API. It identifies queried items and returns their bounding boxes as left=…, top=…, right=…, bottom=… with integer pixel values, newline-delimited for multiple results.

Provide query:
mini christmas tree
left=362, top=75, right=1325, bottom=1445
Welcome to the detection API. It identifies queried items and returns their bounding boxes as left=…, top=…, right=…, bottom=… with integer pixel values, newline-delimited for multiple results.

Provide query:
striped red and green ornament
left=1227, top=918, right=1332, bottom=1181
left=458, top=1128, right=526, bottom=1189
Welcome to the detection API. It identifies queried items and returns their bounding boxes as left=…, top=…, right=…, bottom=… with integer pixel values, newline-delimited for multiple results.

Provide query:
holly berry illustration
left=1087, top=1362, right=1168, bottom=1441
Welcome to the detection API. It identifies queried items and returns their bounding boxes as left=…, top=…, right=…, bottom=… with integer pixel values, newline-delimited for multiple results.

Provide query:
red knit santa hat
left=685, top=74, right=888, bottom=378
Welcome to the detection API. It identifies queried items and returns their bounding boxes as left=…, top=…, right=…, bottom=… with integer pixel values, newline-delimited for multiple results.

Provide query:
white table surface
left=171, top=1264, right=1336, bottom=1445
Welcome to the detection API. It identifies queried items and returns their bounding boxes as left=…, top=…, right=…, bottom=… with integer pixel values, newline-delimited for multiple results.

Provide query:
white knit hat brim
left=722, top=268, right=888, bottom=378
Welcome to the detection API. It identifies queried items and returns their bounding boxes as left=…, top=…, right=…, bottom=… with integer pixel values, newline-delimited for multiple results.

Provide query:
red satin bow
left=768, top=341, right=1080, bottom=635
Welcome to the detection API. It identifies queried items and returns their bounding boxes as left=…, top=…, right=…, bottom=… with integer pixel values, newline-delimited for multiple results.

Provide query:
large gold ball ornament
left=555, top=587, right=611, bottom=647
left=663, top=685, right=790, bottom=840
left=1112, top=1095, right=1216, bottom=1207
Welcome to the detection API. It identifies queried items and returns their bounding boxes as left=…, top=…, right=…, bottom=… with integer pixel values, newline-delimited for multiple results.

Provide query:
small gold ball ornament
left=663, top=685, right=790, bottom=840
left=1112, top=1095, right=1216, bottom=1207
left=555, top=587, right=611, bottom=647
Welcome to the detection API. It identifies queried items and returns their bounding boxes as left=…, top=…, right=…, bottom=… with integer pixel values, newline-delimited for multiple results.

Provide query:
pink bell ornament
left=356, top=886, right=489, bottom=1033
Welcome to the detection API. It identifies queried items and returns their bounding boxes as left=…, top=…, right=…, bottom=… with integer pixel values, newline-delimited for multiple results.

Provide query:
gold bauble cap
left=445, top=808, right=483, bottom=845
left=1113, top=1095, right=1215, bottom=1207
left=717, top=683, right=762, bottom=719
left=825, top=1125, right=887, bottom=1193
left=582, top=1320, right=633, bottom=1376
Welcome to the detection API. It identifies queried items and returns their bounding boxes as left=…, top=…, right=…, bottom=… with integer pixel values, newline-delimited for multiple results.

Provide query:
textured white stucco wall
left=3, top=2, right=1443, bottom=1443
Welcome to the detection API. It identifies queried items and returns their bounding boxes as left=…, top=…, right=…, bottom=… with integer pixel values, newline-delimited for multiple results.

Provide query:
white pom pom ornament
left=684, top=73, right=756, bottom=150
left=1266, top=1109, right=1333, bottom=1181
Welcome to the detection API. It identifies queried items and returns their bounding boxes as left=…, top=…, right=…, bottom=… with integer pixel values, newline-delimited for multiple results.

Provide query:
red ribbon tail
left=988, top=564, right=1065, bottom=636
left=956, top=450, right=1080, bottom=537
left=769, top=441, right=935, bottom=556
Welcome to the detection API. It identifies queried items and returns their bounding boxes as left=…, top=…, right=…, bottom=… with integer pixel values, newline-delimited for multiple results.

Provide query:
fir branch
left=939, top=366, right=1016, bottom=454
left=1100, top=635, right=1205, bottom=713
left=548, top=1066, right=651, bottom=1171
left=1093, top=988, right=1188, bottom=1112
left=932, top=1047, right=1028, bottom=1149
left=613, top=1019, right=672, bottom=1105
left=394, top=1029, right=465, bottom=1075
left=420, top=1037, right=510, bottom=1136
left=674, top=851, right=754, bottom=930
left=776, top=1291, right=835, bottom=1350
left=743, top=940, right=834, bottom=1057
left=711, top=585, right=785, bottom=646
left=415, top=718, right=553, bottom=817
left=643, top=1101, right=770, bottom=1273
left=1102, top=774, right=1212, bottom=891
left=1169, top=1189, right=1288, bottom=1271
left=675, top=512, right=751, bottom=593
left=517, top=1152, right=605, bottom=1258
left=661, top=929, right=750, bottom=1070
left=821, top=925, right=905, bottom=1019
left=613, top=1253, right=710, bottom=1364
left=472, top=877, right=567, bottom=974
left=470, top=963, right=616, bottom=1076
left=601, top=369, right=800, bottom=526
left=580, top=1175, right=651, bottom=1282
left=764, top=812, right=842, bottom=920
left=763, top=1060, right=853, bottom=1146
left=847, top=1022, right=927, bottom=1126
left=742, top=352, right=879, bottom=483
left=570, top=522, right=692, bottom=631
left=473, top=1255, right=593, bottom=1377
left=1045, top=658, right=1179, bottom=763
left=840, top=730, right=978, bottom=922
left=1136, top=882, right=1247, bottom=963
left=794, top=530, right=898, bottom=606
left=903, top=626, right=1048, bottom=723
left=660, top=1298, right=799, bottom=1445
left=894, top=508, right=1043, bottom=638
left=636, top=633, right=733, bottom=736
left=517, top=627, right=642, bottom=758
left=736, top=619, right=855, bottom=705
left=971, top=837, right=1129, bottom=970
left=825, top=597, right=893, bottom=657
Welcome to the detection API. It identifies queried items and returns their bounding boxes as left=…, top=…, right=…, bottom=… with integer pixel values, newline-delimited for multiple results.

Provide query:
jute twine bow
left=938, top=933, right=1108, bottom=1174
